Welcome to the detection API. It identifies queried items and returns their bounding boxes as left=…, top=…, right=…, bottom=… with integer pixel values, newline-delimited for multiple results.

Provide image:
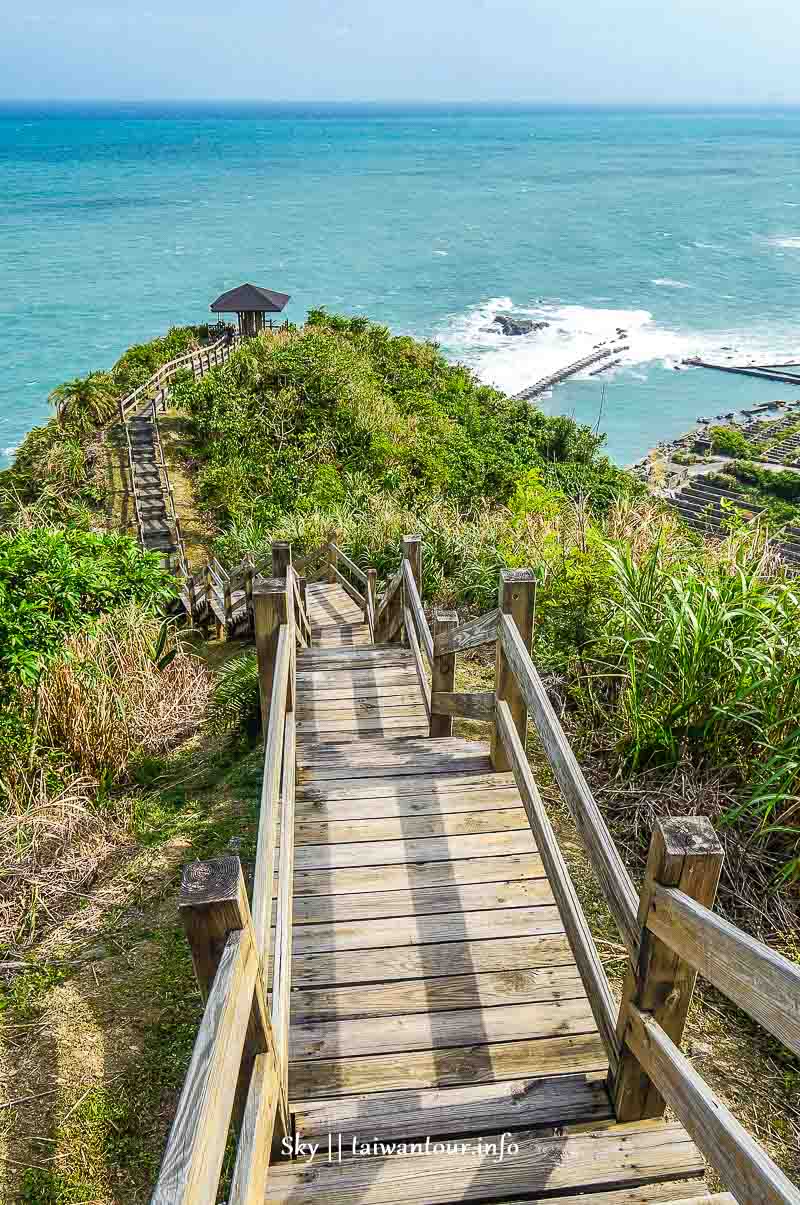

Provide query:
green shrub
left=173, top=314, right=612, bottom=529
left=708, top=425, right=756, bottom=458
left=0, top=528, right=174, bottom=694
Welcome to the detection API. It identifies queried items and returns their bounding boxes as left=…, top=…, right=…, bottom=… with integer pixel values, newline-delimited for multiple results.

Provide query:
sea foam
left=437, top=297, right=800, bottom=399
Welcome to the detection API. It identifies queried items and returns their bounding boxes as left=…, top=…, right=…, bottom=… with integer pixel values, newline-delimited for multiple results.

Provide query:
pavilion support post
left=490, top=569, right=536, bottom=771
left=613, top=817, right=723, bottom=1122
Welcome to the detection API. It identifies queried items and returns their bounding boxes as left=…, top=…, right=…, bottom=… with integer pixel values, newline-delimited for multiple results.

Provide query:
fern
left=208, top=652, right=261, bottom=741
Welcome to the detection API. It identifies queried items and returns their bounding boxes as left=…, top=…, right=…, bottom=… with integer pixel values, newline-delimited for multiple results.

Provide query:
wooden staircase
left=151, top=541, right=800, bottom=1205
left=266, top=582, right=716, bottom=1205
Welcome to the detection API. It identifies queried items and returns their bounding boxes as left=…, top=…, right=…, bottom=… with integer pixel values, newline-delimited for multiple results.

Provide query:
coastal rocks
left=492, top=315, right=550, bottom=337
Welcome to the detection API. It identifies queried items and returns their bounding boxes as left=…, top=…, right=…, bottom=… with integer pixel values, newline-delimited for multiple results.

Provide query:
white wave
left=652, top=278, right=691, bottom=289
left=433, top=250, right=448, bottom=257
left=3, top=445, right=19, bottom=458
left=770, top=237, right=800, bottom=249
left=437, top=297, right=800, bottom=398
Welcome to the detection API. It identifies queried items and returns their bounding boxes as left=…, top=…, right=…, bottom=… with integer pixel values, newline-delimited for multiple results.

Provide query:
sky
left=3, top=0, right=800, bottom=105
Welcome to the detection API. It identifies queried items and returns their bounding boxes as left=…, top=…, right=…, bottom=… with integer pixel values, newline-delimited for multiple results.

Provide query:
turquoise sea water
left=2, top=103, right=800, bottom=467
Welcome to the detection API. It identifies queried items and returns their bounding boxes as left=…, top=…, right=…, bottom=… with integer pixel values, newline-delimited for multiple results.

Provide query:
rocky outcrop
left=492, top=315, right=549, bottom=337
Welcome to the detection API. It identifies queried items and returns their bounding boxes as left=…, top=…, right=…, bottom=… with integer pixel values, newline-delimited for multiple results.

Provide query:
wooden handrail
left=404, top=604, right=432, bottom=717
left=498, top=611, right=640, bottom=960
left=434, top=607, right=499, bottom=657
left=624, top=1005, right=800, bottom=1205
left=495, top=699, right=619, bottom=1069
left=647, top=883, right=800, bottom=1059
left=328, top=541, right=368, bottom=586
left=402, top=559, right=434, bottom=663
left=119, top=331, right=234, bottom=419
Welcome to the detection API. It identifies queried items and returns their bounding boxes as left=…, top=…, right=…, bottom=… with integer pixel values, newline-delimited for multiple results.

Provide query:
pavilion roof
left=210, top=283, right=290, bottom=313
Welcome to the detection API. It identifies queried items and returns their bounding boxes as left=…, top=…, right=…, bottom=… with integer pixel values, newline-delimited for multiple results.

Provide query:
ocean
left=2, top=102, right=800, bottom=468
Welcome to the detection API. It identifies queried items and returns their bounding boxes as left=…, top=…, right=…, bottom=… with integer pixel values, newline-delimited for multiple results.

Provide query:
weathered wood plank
left=292, top=932, right=575, bottom=986
left=265, top=1120, right=703, bottom=1204
left=298, top=756, right=492, bottom=782
left=292, top=851, right=545, bottom=896
left=293, top=829, right=536, bottom=869
left=290, top=903, right=564, bottom=954
left=648, top=883, right=800, bottom=1059
left=291, top=966, right=584, bottom=1021
left=151, top=931, right=256, bottom=1202
left=287, top=877, right=553, bottom=925
left=499, top=613, right=641, bottom=959
left=434, top=607, right=499, bottom=656
left=296, top=723, right=428, bottom=743
left=296, top=685, right=424, bottom=705
left=294, top=805, right=529, bottom=845
left=290, top=1030, right=607, bottom=1099
left=294, top=783, right=523, bottom=819
left=624, top=1005, right=800, bottom=1205
left=296, top=703, right=428, bottom=724
left=296, top=732, right=485, bottom=755
left=291, top=996, right=597, bottom=1060
left=496, top=700, right=619, bottom=1073
left=227, top=1052, right=279, bottom=1205
left=292, top=1070, right=612, bottom=1145
left=297, top=770, right=516, bottom=802
left=296, top=668, right=419, bottom=688
left=431, top=690, right=495, bottom=720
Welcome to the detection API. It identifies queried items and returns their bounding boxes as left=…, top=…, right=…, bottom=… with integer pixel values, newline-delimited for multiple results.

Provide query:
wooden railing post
left=490, top=568, right=536, bottom=771
left=176, top=855, right=287, bottom=1154
left=203, top=562, right=217, bottom=636
left=401, top=535, right=422, bottom=647
left=253, top=579, right=289, bottom=736
left=244, top=553, right=255, bottom=627
left=223, top=576, right=232, bottom=636
left=326, top=530, right=338, bottom=584
left=366, top=567, right=377, bottom=638
left=613, top=816, right=723, bottom=1122
left=430, top=610, right=458, bottom=738
left=272, top=540, right=292, bottom=580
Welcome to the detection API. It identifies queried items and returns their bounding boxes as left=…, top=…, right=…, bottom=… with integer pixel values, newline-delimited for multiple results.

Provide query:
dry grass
left=0, top=606, right=212, bottom=959
left=0, top=759, right=125, bottom=957
left=36, top=604, right=212, bottom=780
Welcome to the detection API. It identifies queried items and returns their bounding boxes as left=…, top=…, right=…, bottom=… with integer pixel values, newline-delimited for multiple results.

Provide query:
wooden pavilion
left=210, top=282, right=290, bottom=338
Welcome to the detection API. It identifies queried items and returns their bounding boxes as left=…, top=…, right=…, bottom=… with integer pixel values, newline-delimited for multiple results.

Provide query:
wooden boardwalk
left=268, top=582, right=713, bottom=1204
left=154, top=549, right=800, bottom=1204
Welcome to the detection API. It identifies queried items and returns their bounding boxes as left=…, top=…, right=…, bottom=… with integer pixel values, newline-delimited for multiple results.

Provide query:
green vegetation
left=0, top=528, right=174, bottom=695
left=0, top=325, right=204, bottom=524
left=708, top=423, right=757, bottom=458
left=173, top=310, right=640, bottom=530
left=1, top=312, right=799, bottom=1198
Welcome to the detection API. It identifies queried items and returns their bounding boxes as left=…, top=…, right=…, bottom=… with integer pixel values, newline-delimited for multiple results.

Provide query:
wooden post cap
left=180, top=855, right=241, bottom=910
left=653, top=815, right=724, bottom=866
left=252, top=576, right=290, bottom=597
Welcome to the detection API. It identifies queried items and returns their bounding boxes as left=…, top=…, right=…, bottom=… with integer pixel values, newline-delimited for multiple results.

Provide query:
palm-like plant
left=48, top=372, right=118, bottom=433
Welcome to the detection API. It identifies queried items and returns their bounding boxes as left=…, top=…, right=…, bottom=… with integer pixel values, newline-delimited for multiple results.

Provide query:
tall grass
left=35, top=604, right=211, bottom=780
left=603, top=540, right=800, bottom=875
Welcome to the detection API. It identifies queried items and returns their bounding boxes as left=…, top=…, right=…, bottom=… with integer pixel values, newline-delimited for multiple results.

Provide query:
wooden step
left=265, top=1119, right=705, bottom=1204
left=292, top=852, right=545, bottom=896
left=292, top=1070, right=612, bottom=1145
left=292, top=933, right=574, bottom=987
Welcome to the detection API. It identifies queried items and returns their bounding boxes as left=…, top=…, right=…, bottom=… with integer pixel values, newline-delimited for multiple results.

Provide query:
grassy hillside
left=0, top=313, right=798, bottom=1200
